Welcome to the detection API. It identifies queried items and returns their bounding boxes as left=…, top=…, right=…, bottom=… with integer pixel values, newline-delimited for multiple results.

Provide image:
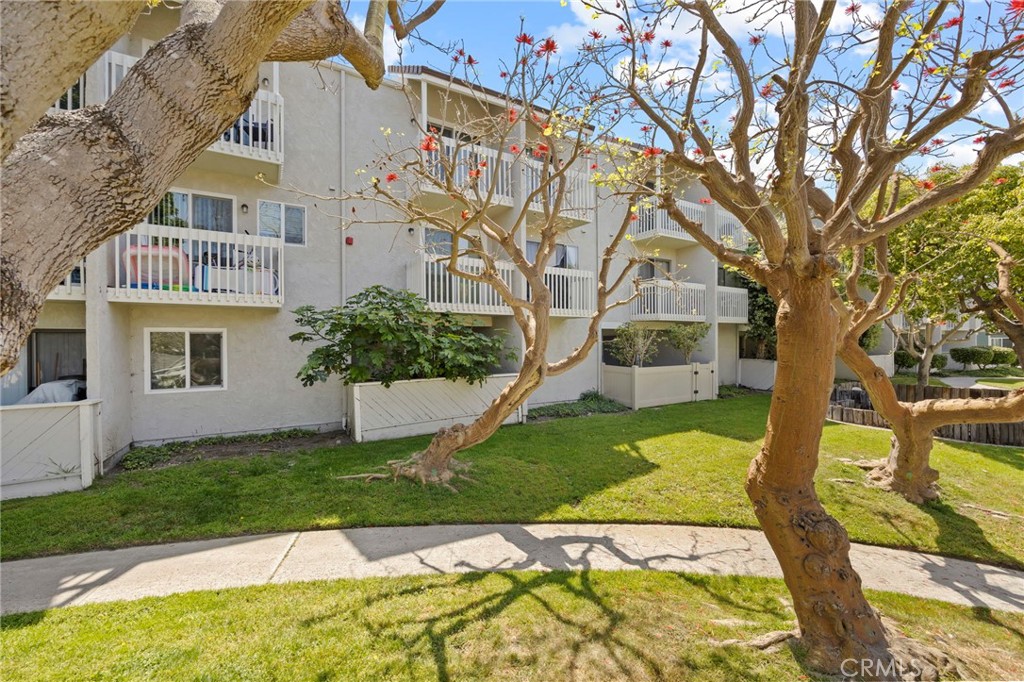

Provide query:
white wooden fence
left=347, top=374, right=525, bottom=442
left=1, top=400, right=102, bottom=499
left=738, top=359, right=777, bottom=390
left=602, top=363, right=717, bottom=410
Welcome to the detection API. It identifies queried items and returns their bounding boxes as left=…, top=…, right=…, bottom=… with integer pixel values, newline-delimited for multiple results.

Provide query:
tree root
left=864, top=464, right=940, bottom=505
left=715, top=620, right=958, bottom=681
left=715, top=629, right=797, bottom=652
left=336, top=452, right=474, bottom=492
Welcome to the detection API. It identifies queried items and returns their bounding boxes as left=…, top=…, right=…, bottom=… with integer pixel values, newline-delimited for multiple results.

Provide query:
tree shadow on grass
left=352, top=570, right=665, bottom=682
left=942, top=440, right=1024, bottom=472
left=918, top=501, right=1021, bottom=570
left=970, top=606, right=1024, bottom=646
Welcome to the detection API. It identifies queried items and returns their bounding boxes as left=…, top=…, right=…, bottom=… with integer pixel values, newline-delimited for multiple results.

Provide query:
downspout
left=339, top=69, right=348, bottom=430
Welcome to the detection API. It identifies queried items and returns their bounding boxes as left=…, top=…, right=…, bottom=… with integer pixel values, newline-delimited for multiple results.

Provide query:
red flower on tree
left=515, top=33, right=534, bottom=45
left=420, top=137, right=439, bottom=152
left=533, top=143, right=550, bottom=158
left=461, top=210, right=470, bottom=220
left=508, top=109, right=518, bottom=124
left=997, top=78, right=1016, bottom=89
left=699, top=197, right=713, bottom=205
left=509, top=144, right=522, bottom=154
left=536, top=37, right=558, bottom=57
left=760, top=83, right=775, bottom=97
left=973, top=135, right=987, bottom=144
left=845, top=3, right=861, bottom=15
left=749, top=35, right=764, bottom=46
left=943, top=16, right=963, bottom=28
left=929, top=165, right=943, bottom=173
left=468, top=169, right=482, bottom=178
left=385, top=172, right=399, bottom=183
left=642, top=146, right=662, bottom=158
left=1011, top=0, right=1024, bottom=17
left=589, top=30, right=604, bottom=40
left=993, top=177, right=1008, bottom=185
left=639, top=31, right=656, bottom=44
left=917, top=179, right=936, bottom=190
left=661, top=39, right=672, bottom=49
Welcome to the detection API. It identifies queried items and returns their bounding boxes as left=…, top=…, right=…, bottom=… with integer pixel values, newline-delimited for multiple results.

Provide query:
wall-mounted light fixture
left=240, top=204, right=249, bottom=214
left=408, top=227, right=416, bottom=235
left=261, top=77, right=270, bottom=88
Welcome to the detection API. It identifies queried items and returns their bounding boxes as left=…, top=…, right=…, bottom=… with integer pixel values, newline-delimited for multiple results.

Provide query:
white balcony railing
left=631, top=280, right=707, bottom=322
left=629, top=200, right=703, bottom=242
left=104, top=51, right=282, bottom=165
left=523, top=158, right=594, bottom=220
left=209, top=89, right=284, bottom=163
left=714, top=208, right=750, bottom=250
left=409, top=253, right=514, bottom=315
left=108, top=223, right=283, bottom=307
left=717, top=286, right=749, bottom=323
left=48, top=260, right=87, bottom=301
left=543, top=266, right=596, bottom=317
left=423, top=140, right=514, bottom=205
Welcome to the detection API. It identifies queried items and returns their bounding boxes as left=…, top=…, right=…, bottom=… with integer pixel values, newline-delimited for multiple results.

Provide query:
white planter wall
left=1, top=400, right=103, bottom=499
left=347, top=374, right=524, bottom=443
left=835, top=353, right=895, bottom=381
left=738, top=359, right=777, bottom=390
left=601, top=363, right=717, bottom=410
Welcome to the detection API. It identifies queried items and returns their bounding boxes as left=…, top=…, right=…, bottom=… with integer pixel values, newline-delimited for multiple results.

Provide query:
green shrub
left=990, top=347, right=1018, bottom=366
left=527, top=391, right=628, bottom=420
left=664, top=322, right=711, bottom=364
left=949, top=346, right=994, bottom=369
left=292, top=286, right=513, bottom=387
left=894, top=349, right=917, bottom=371
left=930, top=353, right=948, bottom=370
left=607, top=323, right=661, bottom=367
left=858, top=324, right=882, bottom=352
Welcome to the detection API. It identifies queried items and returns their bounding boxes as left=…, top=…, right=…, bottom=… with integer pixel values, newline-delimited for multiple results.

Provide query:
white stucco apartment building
left=1, top=9, right=757, bottom=471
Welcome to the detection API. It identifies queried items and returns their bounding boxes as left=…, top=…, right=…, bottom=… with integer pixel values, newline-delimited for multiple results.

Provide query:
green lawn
left=978, top=378, right=1024, bottom=390
left=3, top=571, right=1022, bottom=682
left=3, top=395, right=1022, bottom=568
left=890, top=373, right=948, bottom=387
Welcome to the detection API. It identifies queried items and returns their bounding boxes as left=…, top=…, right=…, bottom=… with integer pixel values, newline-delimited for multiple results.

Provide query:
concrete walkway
left=940, top=375, right=1019, bottom=390
left=3, top=524, right=1023, bottom=615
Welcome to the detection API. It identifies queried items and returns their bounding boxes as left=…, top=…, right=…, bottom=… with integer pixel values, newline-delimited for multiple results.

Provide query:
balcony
left=628, top=200, right=751, bottom=251
left=108, top=223, right=283, bottom=307
left=523, top=159, right=594, bottom=225
left=420, top=140, right=514, bottom=211
left=407, top=253, right=514, bottom=316
left=48, top=260, right=87, bottom=301
left=542, top=267, right=596, bottom=317
left=104, top=52, right=284, bottom=178
left=631, top=280, right=707, bottom=322
left=717, top=286, right=749, bottom=324
left=628, top=201, right=702, bottom=250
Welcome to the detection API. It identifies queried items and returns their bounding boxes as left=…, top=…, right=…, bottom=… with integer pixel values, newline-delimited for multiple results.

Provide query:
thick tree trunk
left=870, top=429, right=939, bottom=504
left=841, top=341, right=1024, bottom=504
left=748, top=272, right=896, bottom=673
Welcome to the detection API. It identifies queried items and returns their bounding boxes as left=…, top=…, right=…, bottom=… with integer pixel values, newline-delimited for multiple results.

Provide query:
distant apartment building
left=1, top=7, right=753, bottom=466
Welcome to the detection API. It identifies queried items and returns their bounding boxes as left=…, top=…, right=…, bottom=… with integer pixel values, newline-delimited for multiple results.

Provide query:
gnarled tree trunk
left=749, top=272, right=897, bottom=672
left=841, top=341, right=1024, bottom=504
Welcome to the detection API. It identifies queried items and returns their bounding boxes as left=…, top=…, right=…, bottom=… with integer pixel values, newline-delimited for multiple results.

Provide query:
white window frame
left=144, top=328, right=228, bottom=395
left=257, top=200, right=307, bottom=246
left=147, top=187, right=237, bottom=233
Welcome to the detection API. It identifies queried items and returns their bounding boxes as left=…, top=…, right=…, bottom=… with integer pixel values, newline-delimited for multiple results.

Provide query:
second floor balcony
left=631, top=280, right=707, bottom=322
left=717, top=286, right=749, bottom=324
left=629, top=201, right=751, bottom=251
left=104, top=52, right=284, bottom=178
left=407, top=253, right=596, bottom=318
left=108, top=223, right=283, bottom=307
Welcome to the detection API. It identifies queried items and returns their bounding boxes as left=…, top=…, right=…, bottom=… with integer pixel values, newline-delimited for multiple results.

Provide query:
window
left=148, top=190, right=234, bottom=233
left=424, top=228, right=471, bottom=257
left=146, top=329, right=225, bottom=393
left=718, top=265, right=744, bottom=288
left=258, top=201, right=306, bottom=245
left=526, top=241, right=579, bottom=269
left=638, top=258, right=672, bottom=280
